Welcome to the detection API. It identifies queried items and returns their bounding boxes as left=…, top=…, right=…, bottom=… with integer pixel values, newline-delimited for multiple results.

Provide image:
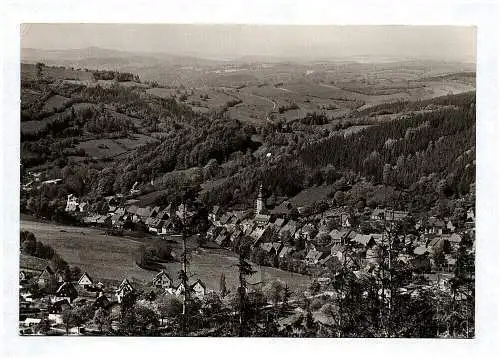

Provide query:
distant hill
left=21, top=47, right=219, bottom=70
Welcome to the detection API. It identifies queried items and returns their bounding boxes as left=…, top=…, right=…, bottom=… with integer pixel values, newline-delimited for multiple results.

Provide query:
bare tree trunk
left=181, top=200, right=188, bottom=335
left=238, top=262, right=245, bottom=337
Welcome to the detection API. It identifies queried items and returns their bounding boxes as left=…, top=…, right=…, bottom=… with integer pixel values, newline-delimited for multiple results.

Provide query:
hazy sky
left=21, top=24, right=476, bottom=62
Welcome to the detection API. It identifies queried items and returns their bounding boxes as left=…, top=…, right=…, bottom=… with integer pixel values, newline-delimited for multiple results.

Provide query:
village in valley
left=17, top=24, right=477, bottom=337
left=19, top=174, right=476, bottom=336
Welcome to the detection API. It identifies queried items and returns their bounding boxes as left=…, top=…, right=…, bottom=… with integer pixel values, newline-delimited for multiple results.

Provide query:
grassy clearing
left=76, top=139, right=128, bottom=159
left=146, top=87, right=178, bottom=99
left=41, top=94, right=71, bottom=112
left=76, top=135, right=157, bottom=159
left=21, top=63, right=94, bottom=82
left=20, top=220, right=312, bottom=294
left=21, top=120, right=50, bottom=135
left=115, top=134, right=158, bottom=150
left=289, top=185, right=333, bottom=208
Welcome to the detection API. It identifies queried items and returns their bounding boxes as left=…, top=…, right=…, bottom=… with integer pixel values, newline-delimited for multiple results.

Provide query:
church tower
left=255, top=184, right=263, bottom=215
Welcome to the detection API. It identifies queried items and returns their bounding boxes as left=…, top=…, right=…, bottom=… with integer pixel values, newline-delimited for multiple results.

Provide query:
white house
left=191, top=279, right=207, bottom=298
left=152, top=270, right=173, bottom=289
left=48, top=313, right=64, bottom=325
left=467, top=208, right=475, bottom=221
left=77, top=272, right=93, bottom=287
left=65, top=194, right=79, bottom=212
left=174, top=282, right=186, bottom=296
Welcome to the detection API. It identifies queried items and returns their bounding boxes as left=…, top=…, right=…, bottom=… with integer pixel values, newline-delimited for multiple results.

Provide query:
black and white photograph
left=13, top=22, right=480, bottom=338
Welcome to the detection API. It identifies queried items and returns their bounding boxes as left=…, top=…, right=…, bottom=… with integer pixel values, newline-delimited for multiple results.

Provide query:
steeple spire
left=256, top=183, right=263, bottom=215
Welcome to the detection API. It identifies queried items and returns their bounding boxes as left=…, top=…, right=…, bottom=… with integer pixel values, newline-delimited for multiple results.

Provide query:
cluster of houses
left=21, top=170, right=63, bottom=192
left=205, top=193, right=476, bottom=287
left=64, top=190, right=476, bottom=283
left=66, top=194, right=184, bottom=235
left=19, top=253, right=207, bottom=335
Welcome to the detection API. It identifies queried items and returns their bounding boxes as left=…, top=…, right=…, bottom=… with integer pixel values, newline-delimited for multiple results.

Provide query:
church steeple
left=256, top=183, right=263, bottom=215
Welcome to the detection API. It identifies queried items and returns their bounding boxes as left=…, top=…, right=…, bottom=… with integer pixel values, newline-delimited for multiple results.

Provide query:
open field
left=76, top=134, right=158, bottom=159
left=20, top=220, right=312, bottom=293
left=146, top=87, right=178, bottom=99
left=41, top=94, right=71, bottom=112
left=21, top=120, right=51, bottom=135
left=76, top=139, right=130, bottom=159
left=289, top=185, right=334, bottom=208
left=21, top=63, right=94, bottom=82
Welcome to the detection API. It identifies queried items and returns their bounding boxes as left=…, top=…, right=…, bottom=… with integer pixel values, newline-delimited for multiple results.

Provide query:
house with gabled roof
left=114, top=207, right=126, bottom=216
left=173, top=282, right=190, bottom=297
left=152, top=270, right=173, bottom=289
left=209, top=205, right=221, bottom=222
left=127, top=205, right=139, bottom=216
left=227, top=214, right=240, bottom=227
left=96, top=215, right=112, bottom=227
left=38, top=266, right=57, bottom=291
left=385, top=210, right=409, bottom=222
left=329, top=229, right=349, bottom=244
left=65, top=194, right=79, bottom=212
left=273, top=218, right=286, bottom=228
left=53, top=282, right=79, bottom=303
left=255, top=213, right=271, bottom=226
left=270, top=199, right=294, bottom=216
left=156, top=206, right=171, bottom=220
left=20, top=253, right=50, bottom=278
left=230, top=229, right=243, bottom=243
left=243, top=223, right=255, bottom=236
left=115, top=278, right=135, bottom=303
left=250, top=226, right=266, bottom=241
left=330, top=244, right=346, bottom=263
left=305, top=249, right=325, bottom=265
left=448, top=233, right=463, bottom=245
left=295, top=223, right=317, bottom=241
left=234, top=210, right=252, bottom=223
left=319, top=254, right=340, bottom=268
left=279, top=220, right=298, bottom=238
left=427, top=217, right=446, bottom=235
left=207, top=225, right=222, bottom=240
left=136, top=206, right=153, bottom=219
left=413, top=245, right=428, bottom=256
left=53, top=269, right=66, bottom=284
left=352, top=233, right=378, bottom=248
left=161, top=220, right=175, bottom=234
left=78, top=202, right=89, bottom=213
left=251, top=226, right=276, bottom=247
left=260, top=242, right=283, bottom=255
left=215, top=232, right=231, bottom=247
left=340, top=213, right=352, bottom=228
left=191, top=279, right=207, bottom=298
left=446, top=220, right=456, bottom=233
left=175, top=203, right=196, bottom=220
left=278, top=246, right=294, bottom=259
left=148, top=218, right=165, bottom=234
left=371, top=208, right=385, bottom=221
left=427, top=236, right=451, bottom=254
left=444, top=255, right=457, bottom=272
left=150, top=206, right=161, bottom=218
left=110, top=212, right=124, bottom=227
left=466, top=208, right=475, bottom=221
left=77, top=272, right=93, bottom=287
left=216, top=212, right=232, bottom=227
